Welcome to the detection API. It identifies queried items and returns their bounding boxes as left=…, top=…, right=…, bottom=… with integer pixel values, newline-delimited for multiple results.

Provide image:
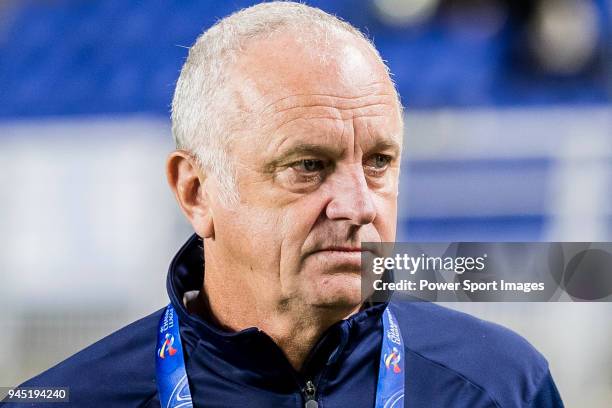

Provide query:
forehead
left=228, top=30, right=403, bottom=148
left=234, top=30, right=394, bottom=100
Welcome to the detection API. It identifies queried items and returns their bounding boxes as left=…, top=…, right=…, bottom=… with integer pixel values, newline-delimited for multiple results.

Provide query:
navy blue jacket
left=4, top=235, right=563, bottom=407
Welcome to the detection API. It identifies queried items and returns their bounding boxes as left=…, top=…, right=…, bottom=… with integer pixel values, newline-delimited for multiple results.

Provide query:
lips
left=319, top=246, right=363, bottom=252
left=310, top=245, right=382, bottom=256
left=307, top=246, right=367, bottom=267
left=309, top=249, right=362, bottom=264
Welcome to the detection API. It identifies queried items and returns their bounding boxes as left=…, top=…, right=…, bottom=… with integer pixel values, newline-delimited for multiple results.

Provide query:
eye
left=374, top=154, right=391, bottom=168
left=365, top=154, right=392, bottom=170
left=282, top=158, right=329, bottom=187
left=292, top=159, right=327, bottom=173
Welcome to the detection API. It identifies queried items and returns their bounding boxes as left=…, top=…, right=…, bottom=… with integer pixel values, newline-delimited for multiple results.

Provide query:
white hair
left=171, top=1, right=402, bottom=206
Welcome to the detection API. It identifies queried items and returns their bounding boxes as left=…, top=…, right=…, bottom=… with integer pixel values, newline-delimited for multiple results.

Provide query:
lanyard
left=156, top=303, right=405, bottom=408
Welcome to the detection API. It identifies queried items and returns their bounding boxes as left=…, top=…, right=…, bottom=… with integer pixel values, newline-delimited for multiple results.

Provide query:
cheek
left=213, top=205, right=282, bottom=265
left=374, top=195, right=398, bottom=242
left=279, top=195, right=327, bottom=251
left=243, top=208, right=284, bottom=249
left=216, top=201, right=320, bottom=269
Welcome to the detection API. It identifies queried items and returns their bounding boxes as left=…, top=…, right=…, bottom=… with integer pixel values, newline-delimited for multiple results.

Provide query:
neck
left=197, top=267, right=362, bottom=371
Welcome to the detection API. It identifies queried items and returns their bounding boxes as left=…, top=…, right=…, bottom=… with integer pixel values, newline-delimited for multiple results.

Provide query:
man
left=4, top=2, right=563, bottom=407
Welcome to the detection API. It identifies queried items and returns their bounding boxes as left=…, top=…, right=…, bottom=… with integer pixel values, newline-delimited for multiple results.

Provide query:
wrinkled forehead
left=228, top=30, right=403, bottom=138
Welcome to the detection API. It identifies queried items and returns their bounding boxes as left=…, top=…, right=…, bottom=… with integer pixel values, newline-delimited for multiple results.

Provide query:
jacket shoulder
left=10, top=307, right=165, bottom=407
left=390, top=301, right=551, bottom=407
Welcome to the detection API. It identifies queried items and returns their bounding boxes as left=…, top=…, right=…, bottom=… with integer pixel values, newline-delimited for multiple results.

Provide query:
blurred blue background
left=0, top=0, right=611, bottom=406
left=1, top=0, right=610, bottom=115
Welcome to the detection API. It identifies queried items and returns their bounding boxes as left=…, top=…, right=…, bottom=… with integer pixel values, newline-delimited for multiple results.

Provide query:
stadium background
left=0, top=0, right=610, bottom=406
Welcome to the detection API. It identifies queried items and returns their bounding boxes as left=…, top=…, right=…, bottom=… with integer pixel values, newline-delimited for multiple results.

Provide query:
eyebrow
left=370, top=140, right=401, bottom=157
left=264, top=143, right=342, bottom=172
left=263, top=138, right=402, bottom=172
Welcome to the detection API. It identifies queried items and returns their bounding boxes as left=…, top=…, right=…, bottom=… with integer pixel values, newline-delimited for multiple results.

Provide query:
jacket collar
left=166, top=233, right=262, bottom=344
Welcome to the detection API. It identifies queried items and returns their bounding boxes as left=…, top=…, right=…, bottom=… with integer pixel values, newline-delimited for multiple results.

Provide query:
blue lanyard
left=156, top=303, right=405, bottom=408
left=375, top=306, right=406, bottom=408
left=156, top=305, right=193, bottom=408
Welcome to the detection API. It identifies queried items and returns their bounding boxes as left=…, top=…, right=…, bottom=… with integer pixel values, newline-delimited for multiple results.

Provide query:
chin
left=306, top=273, right=363, bottom=310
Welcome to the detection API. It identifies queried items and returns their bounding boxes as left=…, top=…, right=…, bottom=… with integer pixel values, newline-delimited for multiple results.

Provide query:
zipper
left=302, top=379, right=318, bottom=408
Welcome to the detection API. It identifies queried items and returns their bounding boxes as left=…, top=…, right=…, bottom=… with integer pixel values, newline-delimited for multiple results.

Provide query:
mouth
left=320, top=246, right=364, bottom=253
left=310, top=244, right=382, bottom=256
left=307, top=247, right=369, bottom=269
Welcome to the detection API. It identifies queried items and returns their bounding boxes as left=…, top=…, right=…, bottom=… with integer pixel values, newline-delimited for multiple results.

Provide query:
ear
left=166, top=150, right=214, bottom=239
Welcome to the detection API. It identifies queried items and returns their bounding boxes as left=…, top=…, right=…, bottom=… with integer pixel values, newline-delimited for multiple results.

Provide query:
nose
left=325, top=164, right=377, bottom=225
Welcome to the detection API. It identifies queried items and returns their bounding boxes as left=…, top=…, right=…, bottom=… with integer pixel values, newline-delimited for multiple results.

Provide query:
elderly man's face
left=210, top=32, right=402, bottom=310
